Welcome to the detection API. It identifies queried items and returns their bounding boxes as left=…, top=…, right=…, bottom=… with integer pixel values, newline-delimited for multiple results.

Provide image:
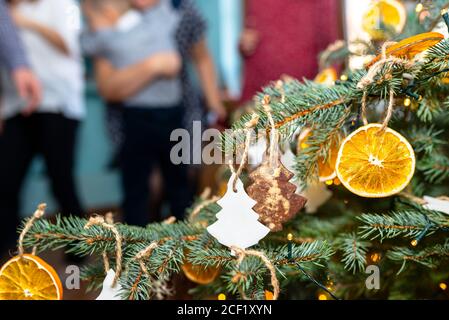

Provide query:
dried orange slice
left=181, top=250, right=220, bottom=285
left=298, top=129, right=340, bottom=182
left=0, top=254, right=63, bottom=300
left=367, top=32, right=444, bottom=67
left=317, top=140, right=340, bottom=182
left=362, top=0, right=406, bottom=40
left=314, top=68, right=337, bottom=86
left=336, top=124, right=415, bottom=198
left=265, top=290, right=274, bottom=300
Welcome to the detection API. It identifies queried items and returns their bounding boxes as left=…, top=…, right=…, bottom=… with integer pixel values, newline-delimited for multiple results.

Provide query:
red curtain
left=240, top=0, right=342, bottom=102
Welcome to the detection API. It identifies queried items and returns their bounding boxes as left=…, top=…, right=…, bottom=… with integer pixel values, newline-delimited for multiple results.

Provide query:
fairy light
left=287, top=233, right=293, bottom=260
left=325, top=180, right=333, bottom=186
left=370, top=252, right=381, bottom=263
left=411, top=239, right=418, bottom=247
left=415, top=3, right=423, bottom=13
left=333, top=178, right=341, bottom=185
left=404, top=98, right=411, bottom=107
left=440, top=282, right=447, bottom=290
left=340, top=75, right=348, bottom=81
left=318, top=293, right=328, bottom=300
left=218, top=293, right=226, bottom=300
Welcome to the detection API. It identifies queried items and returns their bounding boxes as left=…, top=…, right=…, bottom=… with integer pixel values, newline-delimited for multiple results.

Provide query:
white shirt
left=1, top=0, right=85, bottom=120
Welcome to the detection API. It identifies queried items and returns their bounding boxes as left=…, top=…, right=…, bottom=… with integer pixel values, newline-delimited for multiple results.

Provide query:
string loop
left=18, top=203, right=46, bottom=256
left=84, top=214, right=123, bottom=288
left=230, top=246, right=280, bottom=300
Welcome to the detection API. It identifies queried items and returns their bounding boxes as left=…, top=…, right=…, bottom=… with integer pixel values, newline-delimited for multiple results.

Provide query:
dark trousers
left=0, top=113, right=82, bottom=255
left=121, top=105, right=192, bottom=226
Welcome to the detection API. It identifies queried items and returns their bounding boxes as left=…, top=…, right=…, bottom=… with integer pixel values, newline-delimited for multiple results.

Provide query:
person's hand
left=147, top=52, right=182, bottom=78
left=10, top=9, right=33, bottom=29
left=12, top=68, right=42, bottom=116
left=239, top=28, right=260, bottom=57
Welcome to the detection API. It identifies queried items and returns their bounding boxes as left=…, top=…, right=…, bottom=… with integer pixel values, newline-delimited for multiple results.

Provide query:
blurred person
left=83, top=0, right=226, bottom=153
left=82, top=0, right=197, bottom=226
left=239, top=0, right=341, bottom=102
left=0, top=0, right=84, bottom=256
left=0, top=0, right=41, bottom=119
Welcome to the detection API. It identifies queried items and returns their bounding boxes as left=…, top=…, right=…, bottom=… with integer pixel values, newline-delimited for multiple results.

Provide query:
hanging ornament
left=362, top=0, right=406, bottom=41
left=207, top=113, right=270, bottom=251
left=314, top=67, right=338, bottom=86
left=207, top=173, right=270, bottom=250
left=96, top=269, right=123, bottom=300
left=296, top=128, right=341, bottom=183
left=280, top=142, right=332, bottom=214
left=423, top=196, right=449, bottom=215
left=366, top=32, right=444, bottom=68
left=264, top=290, right=274, bottom=300
left=336, top=124, right=415, bottom=198
left=247, top=96, right=307, bottom=231
left=0, top=254, right=63, bottom=300
left=0, top=204, right=63, bottom=300
left=300, top=183, right=333, bottom=214
left=247, top=156, right=307, bottom=231
left=343, top=43, right=416, bottom=198
left=181, top=249, right=221, bottom=285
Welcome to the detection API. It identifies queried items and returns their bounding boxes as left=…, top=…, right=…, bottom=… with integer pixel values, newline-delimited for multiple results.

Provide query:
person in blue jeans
left=0, top=0, right=84, bottom=258
left=82, top=0, right=195, bottom=225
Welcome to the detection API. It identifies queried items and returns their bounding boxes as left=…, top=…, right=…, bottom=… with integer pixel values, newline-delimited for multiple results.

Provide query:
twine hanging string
left=18, top=203, right=47, bottom=257
left=229, top=113, right=259, bottom=192
left=190, top=188, right=220, bottom=221
left=275, top=80, right=286, bottom=104
left=133, top=241, right=173, bottom=300
left=134, top=241, right=159, bottom=275
left=262, top=95, right=279, bottom=170
left=231, top=246, right=280, bottom=300
left=100, top=212, right=115, bottom=272
left=357, top=41, right=414, bottom=131
left=84, top=214, right=123, bottom=287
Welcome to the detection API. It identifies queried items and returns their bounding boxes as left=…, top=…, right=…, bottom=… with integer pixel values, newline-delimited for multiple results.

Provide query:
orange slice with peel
left=336, top=124, right=415, bottom=198
left=297, top=129, right=341, bottom=182
left=0, top=254, right=63, bottom=300
left=362, top=0, right=406, bottom=40
left=181, top=250, right=220, bottom=285
left=314, top=68, right=338, bottom=86
left=366, top=32, right=444, bottom=67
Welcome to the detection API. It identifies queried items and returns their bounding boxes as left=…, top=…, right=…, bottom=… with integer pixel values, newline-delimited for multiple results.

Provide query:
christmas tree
left=6, top=1, right=449, bottom=300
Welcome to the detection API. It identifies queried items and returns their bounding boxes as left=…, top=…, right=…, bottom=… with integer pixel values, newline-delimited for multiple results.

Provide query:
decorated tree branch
left=1, top=1, right=449, bottom=301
